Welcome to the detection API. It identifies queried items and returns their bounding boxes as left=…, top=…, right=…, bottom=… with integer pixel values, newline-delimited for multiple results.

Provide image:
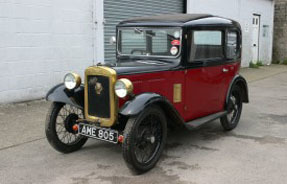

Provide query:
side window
left=189, top=30, right=223, bottom=62
left=226, top=31, right=239, bottom=59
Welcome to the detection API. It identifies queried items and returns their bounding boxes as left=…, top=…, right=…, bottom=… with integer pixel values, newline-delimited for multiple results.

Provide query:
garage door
left=104, top=0, right=185, bottom=63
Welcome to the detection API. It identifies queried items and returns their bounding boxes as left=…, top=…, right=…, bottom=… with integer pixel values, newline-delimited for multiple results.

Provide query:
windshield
left=118, top=27, right=182, bottom=58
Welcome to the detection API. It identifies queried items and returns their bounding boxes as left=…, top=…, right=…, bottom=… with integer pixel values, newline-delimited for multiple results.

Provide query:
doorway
left=252, top=14, right=260, bottom=63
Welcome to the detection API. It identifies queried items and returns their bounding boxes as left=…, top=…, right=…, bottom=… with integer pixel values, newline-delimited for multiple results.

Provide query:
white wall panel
left=0, top=0, right=95, bottom=103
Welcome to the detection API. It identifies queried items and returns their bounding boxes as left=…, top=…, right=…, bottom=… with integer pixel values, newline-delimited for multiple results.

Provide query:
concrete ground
left=0, top=65, right=287, bottom=184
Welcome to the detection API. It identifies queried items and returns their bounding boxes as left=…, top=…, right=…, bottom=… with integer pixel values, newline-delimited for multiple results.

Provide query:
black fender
left=119, top=93, right=184, bottom=127
left=226, top=74, right=249, bottom=105
left=46, top=83, right=84, bottom=109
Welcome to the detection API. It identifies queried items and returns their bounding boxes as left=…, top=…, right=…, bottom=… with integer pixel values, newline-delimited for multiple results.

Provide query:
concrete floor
left=0, top=65, right=287, bottom=184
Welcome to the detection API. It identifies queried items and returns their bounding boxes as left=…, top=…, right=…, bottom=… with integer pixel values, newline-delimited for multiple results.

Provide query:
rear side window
left=226, top=31, right=239, bottom=59
left=189, top=30, right=224, bottom=62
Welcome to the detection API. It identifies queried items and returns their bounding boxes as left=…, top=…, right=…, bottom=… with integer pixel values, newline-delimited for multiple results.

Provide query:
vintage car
left=45, top=14, right=249, bottom=173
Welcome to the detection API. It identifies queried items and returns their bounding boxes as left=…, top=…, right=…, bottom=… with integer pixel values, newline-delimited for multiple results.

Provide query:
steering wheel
left=131, top=49, right=146, bottom=55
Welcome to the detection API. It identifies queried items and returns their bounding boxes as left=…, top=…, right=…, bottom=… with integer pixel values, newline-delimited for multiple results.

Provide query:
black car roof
left=120, top=14, right=212, bottom=24
left=118, top=14, right=241, bottom=29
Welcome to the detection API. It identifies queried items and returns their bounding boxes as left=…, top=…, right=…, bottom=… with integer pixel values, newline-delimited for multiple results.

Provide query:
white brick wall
left=0, top=0, right=95, bottom=103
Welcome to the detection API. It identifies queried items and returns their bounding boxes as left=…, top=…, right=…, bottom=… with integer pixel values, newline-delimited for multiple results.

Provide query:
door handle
left=222, top=68, right=229, bottom=73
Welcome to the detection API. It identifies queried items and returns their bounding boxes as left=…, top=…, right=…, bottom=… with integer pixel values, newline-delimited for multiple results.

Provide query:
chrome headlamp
left=115, top=78, right=133, bottom=98
left=64, top=73, right=81, bottom=90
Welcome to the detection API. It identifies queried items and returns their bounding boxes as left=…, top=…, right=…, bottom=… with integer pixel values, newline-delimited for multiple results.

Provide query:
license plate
left=78, top=123, right=118, bottom=144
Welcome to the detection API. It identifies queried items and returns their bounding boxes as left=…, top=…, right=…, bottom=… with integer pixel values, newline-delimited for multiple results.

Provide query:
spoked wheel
left=220, top=86, right=243, bottom=131
left=45, top=102, right=88, bottom=153
left=134, top=114, right=163, bottom=164
left=122, top=105, right=167, bottom=173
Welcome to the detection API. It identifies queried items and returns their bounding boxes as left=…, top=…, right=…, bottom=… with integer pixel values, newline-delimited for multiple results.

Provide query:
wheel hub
left=150, top=136, right=155, bottom=144
left=145, top=136, right=155, bottom=144
left=64, top=113, right=79, bottom=133
left=228, top=96, right=237, bottom=113
left=227, top=95, right=239, bottom=123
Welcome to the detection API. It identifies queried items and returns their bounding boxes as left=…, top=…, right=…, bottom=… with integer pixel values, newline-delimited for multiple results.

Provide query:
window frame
left=117, top=27, right=183, bottom=59
left=187, top=28, right=226, bottom=65
left=225, top=29, right=241, bottom=61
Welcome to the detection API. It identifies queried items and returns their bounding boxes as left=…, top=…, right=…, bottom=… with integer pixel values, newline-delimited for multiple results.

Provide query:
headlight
left=64, top=73, right=81, bottom=90
left=115, top=78, right=133, bottom=98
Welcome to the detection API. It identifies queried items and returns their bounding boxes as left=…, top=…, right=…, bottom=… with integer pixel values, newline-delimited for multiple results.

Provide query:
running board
left=185, top=111, right=227, bottom=130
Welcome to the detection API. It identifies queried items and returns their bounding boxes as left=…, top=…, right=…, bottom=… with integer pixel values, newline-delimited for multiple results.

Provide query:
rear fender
left=226, top=75, right=249, bottom=106
left=46, top=83, right=84, bottom=109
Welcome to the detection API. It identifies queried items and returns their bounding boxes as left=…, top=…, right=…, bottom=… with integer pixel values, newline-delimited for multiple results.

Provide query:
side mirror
left=109, top=36, right=116, bottom=45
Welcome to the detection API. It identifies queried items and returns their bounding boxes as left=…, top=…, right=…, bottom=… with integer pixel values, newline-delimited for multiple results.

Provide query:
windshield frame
left=117, top=27, right=183, bottom=59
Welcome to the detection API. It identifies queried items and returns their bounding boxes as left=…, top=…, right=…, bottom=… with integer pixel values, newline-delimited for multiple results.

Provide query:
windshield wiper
left=134, top=28, right=155, bottom=38
left=134, top=28, right=143, bottom=34
left=155, top=59, right=173, bottom=64
left=136, top=60, right=165, bottom=65
left=136, top=59, right=173, bottom=65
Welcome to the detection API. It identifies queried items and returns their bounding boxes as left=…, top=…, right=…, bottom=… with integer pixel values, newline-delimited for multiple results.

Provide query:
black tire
left=220, top=85, right=243, bottom=131
left=122, top=105, right=167, bottom=174
left=45, top=102, right=88, bottom=153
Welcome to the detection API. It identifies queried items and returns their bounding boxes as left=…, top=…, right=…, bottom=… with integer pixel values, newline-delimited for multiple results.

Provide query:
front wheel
left=220, top=86, right=243, bottom=131
left=45, top=102, right=88, bottom=153
left=122, top=105, right=167, bottom=174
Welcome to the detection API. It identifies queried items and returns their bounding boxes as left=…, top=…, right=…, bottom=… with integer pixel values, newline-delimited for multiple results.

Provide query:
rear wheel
left=122, top=105, right=167, bottom=173
left=45, top=102, right=88, bottom=153
left=220, top=86, right=243, bottom=131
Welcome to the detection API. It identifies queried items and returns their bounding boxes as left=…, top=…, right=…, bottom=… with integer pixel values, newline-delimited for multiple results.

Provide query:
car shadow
left=80, top=120, right=225, bottom=161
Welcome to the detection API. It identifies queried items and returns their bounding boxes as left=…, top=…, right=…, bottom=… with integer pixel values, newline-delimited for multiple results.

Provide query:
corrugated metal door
left=104, top=0, right=185, bottom=63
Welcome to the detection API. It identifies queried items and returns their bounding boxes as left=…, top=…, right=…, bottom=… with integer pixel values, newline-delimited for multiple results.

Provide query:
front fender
left=119, top=93, right=184, bottom=126
left=119, top=93, right=163, bottom=115
left=46, top=83, right=84, bottom=109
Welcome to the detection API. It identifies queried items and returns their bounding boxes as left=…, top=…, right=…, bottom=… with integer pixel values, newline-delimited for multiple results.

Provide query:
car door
left=184, top=29, right=228, bottom=121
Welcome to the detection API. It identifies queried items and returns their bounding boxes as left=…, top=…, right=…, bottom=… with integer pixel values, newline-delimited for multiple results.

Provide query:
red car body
left=118, top=62, right=240, bottom=121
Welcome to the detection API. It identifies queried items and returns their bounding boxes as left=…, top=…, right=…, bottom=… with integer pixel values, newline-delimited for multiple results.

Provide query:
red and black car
left=45, top=14, right=249, bottom=173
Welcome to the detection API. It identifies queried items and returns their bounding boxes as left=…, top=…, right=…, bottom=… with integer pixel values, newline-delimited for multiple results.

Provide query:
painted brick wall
left=273, top=0, right=287, bottom=63
left=0, top=0, right=94, bottom=103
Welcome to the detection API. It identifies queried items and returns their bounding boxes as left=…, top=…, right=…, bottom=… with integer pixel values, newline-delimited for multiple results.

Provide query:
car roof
left=118, top=14, right=241, bottom=29
left=120, top=14, right=212, bottom=24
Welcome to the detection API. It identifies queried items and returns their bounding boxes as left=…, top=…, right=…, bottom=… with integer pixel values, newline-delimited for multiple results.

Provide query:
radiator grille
left=87, top=75, right=110, bottom=118
left=84, top=66, right=117, bottom=127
